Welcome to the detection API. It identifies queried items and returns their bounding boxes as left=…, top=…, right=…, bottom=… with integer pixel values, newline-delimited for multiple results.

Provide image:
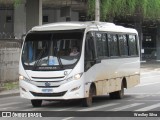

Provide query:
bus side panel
left=84, top=57, right=140, bottom=96
left=102, top=80, right=109, bottom=94
left=126, top=74, right=140, bottom=88
left=107, top=78, right=121, bottom=93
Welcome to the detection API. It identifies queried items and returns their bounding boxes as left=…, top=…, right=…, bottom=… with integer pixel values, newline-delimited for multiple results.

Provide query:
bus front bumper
left=19, top=80, right=85, bottom=100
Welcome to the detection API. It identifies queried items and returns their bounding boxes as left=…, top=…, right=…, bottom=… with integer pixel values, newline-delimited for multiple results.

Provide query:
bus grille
left=30, top=91, right=67, bottom=97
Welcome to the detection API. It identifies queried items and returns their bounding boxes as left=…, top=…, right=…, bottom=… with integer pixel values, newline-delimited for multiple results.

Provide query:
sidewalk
left=0, top=88, right=19, bottom=98
left=1, top=61, right=160, bottom=98
left=141, top=61, right=160, bottom=72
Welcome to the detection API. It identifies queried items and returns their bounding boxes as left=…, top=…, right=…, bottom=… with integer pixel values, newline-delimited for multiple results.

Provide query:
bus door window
left=85, top=32, right=96, bottom=71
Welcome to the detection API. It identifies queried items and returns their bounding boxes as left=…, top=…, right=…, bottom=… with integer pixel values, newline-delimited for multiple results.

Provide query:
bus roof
left=31, top=21, right=138, bottom=34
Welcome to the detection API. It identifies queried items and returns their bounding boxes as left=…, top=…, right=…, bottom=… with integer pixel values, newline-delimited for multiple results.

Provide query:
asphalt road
left=1, top=69, right=160, bottom=120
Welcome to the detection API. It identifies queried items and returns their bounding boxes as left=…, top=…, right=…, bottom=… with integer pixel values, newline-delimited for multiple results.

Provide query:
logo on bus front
left=45, top=82, right=51, bottom=87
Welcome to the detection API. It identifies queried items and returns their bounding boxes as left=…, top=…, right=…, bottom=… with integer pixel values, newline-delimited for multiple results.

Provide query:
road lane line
left=61, top=117, right=74, bottom=120
left=108, top=103, right=144, bottom=111
left=21, top=107, right=41, bottom=111
left=136, top=82, right=160, bottom=87
left=141, top=75, right=160, bottom=79
left=0, top=106, right=20, bottom=110
left=0, top=102, right=23, bottom=107
left=60, top=103, right=119, bottom=120
left=78, top=103, right=119, bottom=111
left=125, top=93, right=160, bottom=95
left=135, top=103, right=160, bottom=111
left=126, top=100, right=160, bottom=102
left=55, top=107, right=76, bottom=111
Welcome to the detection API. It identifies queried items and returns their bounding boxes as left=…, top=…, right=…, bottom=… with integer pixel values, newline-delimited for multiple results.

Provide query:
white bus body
left=19, top=22, right=140, bottom=107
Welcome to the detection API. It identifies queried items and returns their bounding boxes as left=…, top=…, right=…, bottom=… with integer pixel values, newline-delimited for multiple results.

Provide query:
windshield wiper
left=33, top=47, right=47, bottom=70
left=57, top=55, right=64, bottom=69
left=33, top=40, right=50, bottom=70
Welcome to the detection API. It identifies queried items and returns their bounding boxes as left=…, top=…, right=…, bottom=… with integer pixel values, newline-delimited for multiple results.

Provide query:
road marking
left=0, top=106, right=20, bottom=110
left=0, top=102, right=23, bottom=107
left=61, top=117, right=74, bottom=120
left=55, top=107, right=76, bottom=111
left=78, top=103, right=119, bottom=111
left=126, top=100, right=160, bottom=102
left=125, top=93, right=160, bottom=95
left=135, top=103, right=160, bottom=111
left=136, top=82, right=160, bottom=87
left=60, top=103, right=119, bottom=120
left=21, top=108, right=37, bottom=111
left=141, top=75, right=160, bottom=79
left=109, top=103, right=144, bottom=111
left=134, top=95, right=150, bottom=98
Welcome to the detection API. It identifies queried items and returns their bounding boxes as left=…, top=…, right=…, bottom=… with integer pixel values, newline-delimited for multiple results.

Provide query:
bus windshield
left=22, top=30, right=84, bottom=70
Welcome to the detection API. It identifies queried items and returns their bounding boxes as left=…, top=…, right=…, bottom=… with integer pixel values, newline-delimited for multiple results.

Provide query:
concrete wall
left=0, top=40, right=21, bottom=83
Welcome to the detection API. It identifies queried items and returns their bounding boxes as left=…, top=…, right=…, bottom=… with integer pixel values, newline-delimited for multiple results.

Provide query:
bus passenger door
left=84, top=32, right=107, bottom=95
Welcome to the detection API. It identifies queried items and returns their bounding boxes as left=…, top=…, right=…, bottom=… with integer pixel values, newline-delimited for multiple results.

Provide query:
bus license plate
left=42, top=89, right=53, bottom=93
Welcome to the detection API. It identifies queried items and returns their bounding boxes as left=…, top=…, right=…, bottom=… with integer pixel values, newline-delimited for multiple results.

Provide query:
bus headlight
left=74, top=73, right=83, bottom=80
left=66, top=73, right=83, bottom=82
left=19, top=75, right=24, bottom=80
left=19, top=75, right=31, bottom=83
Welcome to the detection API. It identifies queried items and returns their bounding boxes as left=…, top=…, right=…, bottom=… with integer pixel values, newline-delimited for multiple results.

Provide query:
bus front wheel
left=82, top=86, right=94, bottom=107
left=31, top=100, right=42, bottom=107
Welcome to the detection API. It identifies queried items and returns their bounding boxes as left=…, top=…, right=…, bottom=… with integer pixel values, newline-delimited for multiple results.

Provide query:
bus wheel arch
left=122, top=77, right=127, bottom=88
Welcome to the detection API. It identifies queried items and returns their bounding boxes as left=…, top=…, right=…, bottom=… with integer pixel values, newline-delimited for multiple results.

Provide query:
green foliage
left=88, top=0, right=160, bottom=21
left=88, top=0, right=96, bottom=20
left=14, top=0, right=22, bottom=7
left=1, top=81, right=19, bottom=91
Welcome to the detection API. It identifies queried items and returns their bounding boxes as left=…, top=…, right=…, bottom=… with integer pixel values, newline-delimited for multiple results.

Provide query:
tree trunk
left=135, top=22, right=143, bottom=61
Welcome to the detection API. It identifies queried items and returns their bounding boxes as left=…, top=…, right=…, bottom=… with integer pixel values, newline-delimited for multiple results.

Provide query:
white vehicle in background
left=19, top=21, right=140, bottom=107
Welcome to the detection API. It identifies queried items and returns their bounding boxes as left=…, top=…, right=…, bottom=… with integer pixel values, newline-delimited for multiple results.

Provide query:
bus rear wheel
left=82, top=86, right=94, bottom=107
left=109, top=83, right=124, bottom=99
left=31, top=100, right=42, bottom=107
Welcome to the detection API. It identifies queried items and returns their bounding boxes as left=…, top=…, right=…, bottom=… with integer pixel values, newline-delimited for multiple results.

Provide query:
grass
left=0, top=81, right=19, bottom=91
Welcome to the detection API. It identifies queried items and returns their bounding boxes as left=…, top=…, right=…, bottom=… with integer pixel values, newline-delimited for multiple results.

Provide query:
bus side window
left=128, top=34, right=138, bottom=56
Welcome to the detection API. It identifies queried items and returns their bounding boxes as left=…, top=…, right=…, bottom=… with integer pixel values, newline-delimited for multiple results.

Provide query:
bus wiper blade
left=33, top=48, right=46, bottom=70
left=57, top=55, right=63, bottom=69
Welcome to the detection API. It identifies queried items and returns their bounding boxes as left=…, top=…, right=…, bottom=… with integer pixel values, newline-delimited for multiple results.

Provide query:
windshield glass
left=22, top=30, right=84, bottom=70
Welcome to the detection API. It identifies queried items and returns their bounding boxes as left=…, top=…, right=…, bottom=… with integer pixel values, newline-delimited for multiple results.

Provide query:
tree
left=87, top=0, right=160, bottom=21
left=14, top=0, right=22, bottom=7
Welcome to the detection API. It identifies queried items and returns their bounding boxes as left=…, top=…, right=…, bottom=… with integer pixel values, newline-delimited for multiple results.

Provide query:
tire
left=116, top=83, right=124, bottom=99
left=109, top=92, right=116, bottom=99
left=82, top=86, right=94, bottom=107
left=31, top=100, right=42, bottom=107
left=109, top=83, right=124, bottom=99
